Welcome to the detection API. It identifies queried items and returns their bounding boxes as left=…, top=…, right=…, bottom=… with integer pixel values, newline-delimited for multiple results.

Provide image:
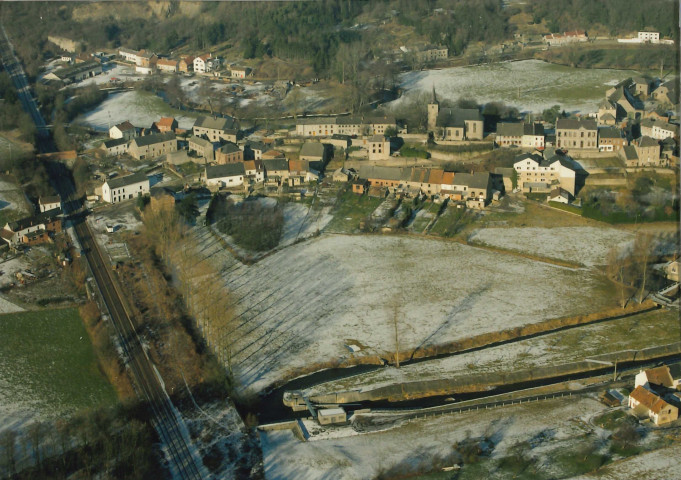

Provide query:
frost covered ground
left=389, top=60, right=637, bottom=113
left=468, top=226, right=634, bottom=267
left=280, top=202, right=333, bottom=247
left=303, top=308, right=678, bottom=397
left=76, top=90, right=199, bottom=131
left=0, top=177, right=32, bottom=220
left=569, top=443, right=681, bottom=479
left=260, top=395, right=610, bottom=480
left=192, top=233, right=610, bottom=395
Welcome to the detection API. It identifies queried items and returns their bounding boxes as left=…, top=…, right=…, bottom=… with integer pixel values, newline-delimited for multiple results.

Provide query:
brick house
left=598, top=127, right=627, bottom=152
left=215, top=143, right=243, bottom=164
left=178, top=56, right=195, bottom=73
left=1, top=208, right=62, bottom=247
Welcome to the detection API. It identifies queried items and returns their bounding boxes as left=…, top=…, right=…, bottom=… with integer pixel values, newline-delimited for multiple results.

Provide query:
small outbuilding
left=317, top=408, right=346, bottom=426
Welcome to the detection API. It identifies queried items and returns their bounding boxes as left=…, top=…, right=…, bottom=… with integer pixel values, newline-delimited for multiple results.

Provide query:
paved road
left=0, top=22, right=206, bottom=480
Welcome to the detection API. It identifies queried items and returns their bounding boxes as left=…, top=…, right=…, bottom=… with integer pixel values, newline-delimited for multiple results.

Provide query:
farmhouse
left=102, top=172, right=150, bottom=204
left=205, top=163, right=245, bottom=189
left=156, top=58, right=178, bottom=73
left=496, top=122, right=545, bottom=148
left=178, top=56, right=195, bottom=73
left=366, top=135, right=391, bottom=160
left=136, top=50, right=157, bottom=68
left=513, top=150, right=578, bottom=196
left=194, top=54, right=218, bottom=73
left=543, top=30, right=588, bottom=46
left=128, top=132, right=177, bottom=160
left=243, top=160, right=265, bottom=183
left=1, top=209, right=63, bottom=247
left=635, top=366, right=677, bottom=390
left=440, top=172, right=494, bottom=205
left=628, top=386, right=678, bottom=426
left=407, top=167, right=444, bottom=196
left=100, top=138, right=129, bottom=156
left=118, top=47, right=139, bottom=63
left=192, top=115, right=238, bottom=143
left=215, top=143, right=244, bottom=164
left=555, top=118, right=598, bottom=150
left=43, top=60, right=102, bottom=84
left=263, top=159, right=290, bottom=183
left=109, top=121, right=138, bottom=140
left=230, top=67, right=252, bottom=79
left=358, top=165, right=410, bottom=190
left=188, top=136, right=219, bottom=162
left=598, top=127, right=627, bottom=152
left=299, top=142, right=327, bottom=163
left=38, top=196, right=61, bottom=213
left=153, top=117, right=178, bottom=134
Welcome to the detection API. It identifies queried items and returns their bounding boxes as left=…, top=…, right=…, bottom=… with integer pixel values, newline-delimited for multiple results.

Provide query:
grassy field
left=324, top=189, right=384, bottom=233
left=0, top=308, right=118, bottom=423
left=410, top=202, right=441, bottom=233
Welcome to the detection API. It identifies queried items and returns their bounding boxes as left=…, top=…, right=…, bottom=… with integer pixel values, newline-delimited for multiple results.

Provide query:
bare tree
left=634, top=232, right=655, bottom=302
left=606, top=246, right=629, bottom=308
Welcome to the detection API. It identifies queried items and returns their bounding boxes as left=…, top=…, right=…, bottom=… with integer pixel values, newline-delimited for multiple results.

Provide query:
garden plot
left=193, top=234, right=611, bottom=396
left=468, top=226, right=634, bottom=267
left=280, top=202, right=333, bottom=247
left=389, top=59, right=637, bottom=113
left=76, top=90, right=199, bottom=131
left=303, top=308, right=678, bottom=397
left=260, top=395, right=610, bottom=480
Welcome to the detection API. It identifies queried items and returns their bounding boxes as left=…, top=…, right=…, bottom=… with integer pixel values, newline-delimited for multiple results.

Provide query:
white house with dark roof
left=513, top=150, right=578, bottom=195
left=39, top=196, right=61, bottom=213
left=109, top=121, right=138, bottom=140
left=205, top=163, right=245, bottom=188
left=102, top=172, right=150, bottom=203
left=101, top=138, right=129, bottom=156
left=496, top=123, right=545, bottom=149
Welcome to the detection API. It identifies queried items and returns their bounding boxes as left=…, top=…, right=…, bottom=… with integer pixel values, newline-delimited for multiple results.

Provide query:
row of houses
left=295, top=114, right=397, bottom=138
left=117, top=48, right=252, bottom=78
left=351, top=165, right=498, bottom=208
left=204, top=158, right=319, bottom=189
left=0, top=205, right=63, bottom=248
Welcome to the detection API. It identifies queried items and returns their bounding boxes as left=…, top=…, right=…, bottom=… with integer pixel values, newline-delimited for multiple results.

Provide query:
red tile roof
left=642, top=366, right=674, bottom=388
left=156, top=117, right=177, bottom=128
left=630, top=386, right=672, bottom=414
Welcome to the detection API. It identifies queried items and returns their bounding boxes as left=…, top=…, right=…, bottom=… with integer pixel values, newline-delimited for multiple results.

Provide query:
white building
left=38, top=196, right=61, bottom=213
left=109, top=121, right=138, bottom=140
left=513, top=151, right=577, bottom=196
left=205, top=163, right=245, bottom=188
left=102, top=172, right=150, bottom=204
left=194, top=54, right=218, bottom=73
left=638, top=31, right=660, bottom=43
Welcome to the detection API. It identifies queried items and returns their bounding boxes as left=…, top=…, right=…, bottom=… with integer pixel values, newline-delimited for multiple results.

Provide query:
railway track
left=0, top=19, right=206, bottom=479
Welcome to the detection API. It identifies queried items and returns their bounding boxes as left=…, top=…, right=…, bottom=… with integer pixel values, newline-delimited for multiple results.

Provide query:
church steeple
left=431, top=85, right=438, bottom=105
left=427, top=85, right=439, bottom=132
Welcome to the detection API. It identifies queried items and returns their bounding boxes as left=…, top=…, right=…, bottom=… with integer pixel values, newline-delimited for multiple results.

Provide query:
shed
left=317, top=408, right=346, bottom=425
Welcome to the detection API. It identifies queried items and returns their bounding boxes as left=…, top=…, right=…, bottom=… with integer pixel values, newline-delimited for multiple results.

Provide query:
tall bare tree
left=634, top=232, right=655, bottom=302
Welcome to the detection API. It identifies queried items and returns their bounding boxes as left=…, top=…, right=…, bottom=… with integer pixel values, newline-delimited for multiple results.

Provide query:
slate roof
left=219, top=142, right=241, bottom=154
left=7, top=208, right=61, bottom=232
left=636, top=136, right=659, bottom=147
left=188, top=135, right=215, bottom=149
left=206, top=163, right=245, bottom=179
left=106, top=172, right=148, bottom=189
left=131, top=132, right=176, bottom=147
left=300, top=142, right=325, bottom=157
left=193, top=115, right=237, bottom=132
left=598, top=99, right=617, bottom=110
left=262, top=158, right=289, bottom=172
left=497, top=122, right=544, bottom=137
left=113, top=121, right=136, bottom=132
left=556, top=118, right=597, bottom=131
left=103, top=138, right=128, bottom=149
left=598, top=127, right=624, bottom=139
left=622, top=145, right=639, bottom=160
left=436, top=108, right=482, bottom=128
left=369, top=134, right=387, bottom=142
left=358, top=165, right=409, bottom=182
left=296, top=116, right=336, bottom=126
left=246, top=141, right=267, bottom=152
left=39, top=196, right=60, bottom=205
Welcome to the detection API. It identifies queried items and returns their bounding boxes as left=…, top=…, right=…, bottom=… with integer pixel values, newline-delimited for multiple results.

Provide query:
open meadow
left=0, top=308, right=118, bottom=432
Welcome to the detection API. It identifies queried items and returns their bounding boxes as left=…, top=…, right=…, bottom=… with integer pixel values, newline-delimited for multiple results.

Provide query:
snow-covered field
left=260, top=395, right=609, bottom=480
left=75, top=90, right=199, bottom=131
left=192, top=233, right=610, bottom=395
left=281, top=203, right=333, bottom=247
left=569, top=443, right=681, bottom=480
left=469, top=226, right=634, bottom=267
left=73, top=63, right=144, bottom=87
left=0, top=177, right=31, bottom=219
left=389, top=60, right=637, bottom=113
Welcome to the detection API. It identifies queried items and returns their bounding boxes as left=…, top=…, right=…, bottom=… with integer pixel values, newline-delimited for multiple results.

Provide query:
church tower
left=427, top=85, right=439, bottom=132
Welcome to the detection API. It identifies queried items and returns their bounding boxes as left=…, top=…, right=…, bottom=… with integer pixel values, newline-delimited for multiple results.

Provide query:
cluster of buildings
left=618, top=31, right=675, bottom=45
left=0, top=197, right=63, bottom=248
left=542, top=30, right=589, bottom=46
left=118, top=47, right=252, bottom=78
left=628, top=365, right=680, bottom=426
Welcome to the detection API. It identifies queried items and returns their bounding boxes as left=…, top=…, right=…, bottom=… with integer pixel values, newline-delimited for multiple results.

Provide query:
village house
left=638, top=31, right=660, bottom=43
left=620, top=146, right=640, bottom=167
left=496, top=122, right=545, bottom=148
left=598, top=127, right=627, bottom=152
left=102, top=172, right=150, bottom=204
left=331, top=168, right=350, bottom=183
left=153, top=117, right=178, bottom=134
left=100, top=138, right=129, bottom=156
left=407, top=167, right=444, bottom=196
left=192, top=115, right=238, bottom=143
left=351, top=177, right=369, bottom=194
left=665, top=260, right=679, bottom=282
left=178, top=56, right=195, bottom=73
left=633, top=136, right=662, bottom=166
left=243, top=160, right=265, bottom=183
left=109, top=121, right=138, bottom=140
left=136, top=50, right=157, bottom=68
left=0, top=208, right=63, bottom=248
left=38, top=196, right=61, bottom=213
left=262, top=149, right=287, bottom=160
left=299, top=142, right=326, bottom=163
left=628, top=386, right=678, bottom=426
left=230, top=67, right=252, bottom=79
left=548, top=187, right=572, bottom=204
left=555, top=118, right=598, bottom=150
left=365, top=135, right=391, bottom=160
left=597, top=100, right=618, bottom=126
left=215, top=143, right=244, bottom=164
left=263, top=158, right=290, bottom=184
left=295, top=115, right=397, bottom=137
left=632, top=76, right=653, bottom=97
left=194, top=54, right=218, bottom=73
left=412, top=45, right=448, bottom=63
left=156, top=58, right=178, bottom=73
left=652, top=80, right=678, bottom=105
left=358, top=165, right=410, bottom=191
left=243, top=141, right=267, bottom=160
left=326, top=134, right=351, bottom=150
left=205, top=163, right=245, bottom=189
left=440, top=172, right=494, bottom=207
left=640, top=119, right=678, bottom=140
left=288, top=159, right=319, bottom=185
left=188, top=136, right=219, bottom=162
left=128, top=132, right=178, bottom=160
left=608, top=84, right=641, bottom=118
left=118, top=47, right=138, bottom=62
left=542, top=30, right=588, bottom=46
left=513, top=150, right=578, bottom=196
left=635, top=366, right=678, bottom=390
